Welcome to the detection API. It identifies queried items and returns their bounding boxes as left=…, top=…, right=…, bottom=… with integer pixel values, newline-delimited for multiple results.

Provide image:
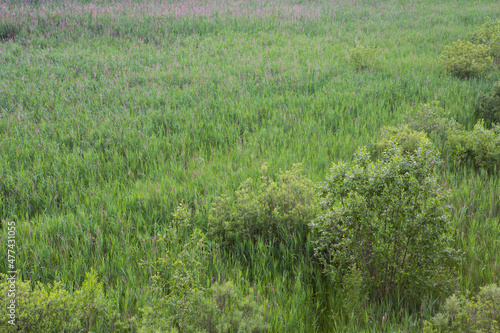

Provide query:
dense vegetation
left=1, top=0, right=499, bottom=331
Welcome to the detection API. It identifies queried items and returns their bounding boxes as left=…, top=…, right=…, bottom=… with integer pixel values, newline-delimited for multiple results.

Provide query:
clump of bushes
left=372, top=124, right=428, bottom=155
left=441, top=40, right=493, bottom=78
left=373, top=102, right=462, bottom=156
left=441, top=19, right=500, bottom=78
left=0, top=270, right=132, bottom=333
left=139, top=204, right=270, bottom=332
left=446, top=120, right=500, bottom=171
left=140, top=203, right=207, bottom=332
left=424, top=283, right=500, bottom=333
left=201, top=281, right=269, bottom=333
left=311, top=139, right=459, bottom=302
left=391, top=102, right=500, bottom=172
left=405, top=101, right=462, bottom=141
left=477, top=81, right=500, bottom=125
left=0, top=275, right=80, bottom=333
left=472, top=19, right=500, bottom=62
left=207, top=163, right=316, bottom=248
left=140, top=280, right=270, bottom=333
left=349, top=45, right=383, bottom=71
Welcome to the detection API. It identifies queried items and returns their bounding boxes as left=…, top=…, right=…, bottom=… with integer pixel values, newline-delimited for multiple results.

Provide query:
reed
left=1, top=0, right=499, bottom=331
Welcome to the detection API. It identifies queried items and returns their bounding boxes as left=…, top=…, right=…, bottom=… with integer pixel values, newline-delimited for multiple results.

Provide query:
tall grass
left=1, top=0, right=499, bottom=331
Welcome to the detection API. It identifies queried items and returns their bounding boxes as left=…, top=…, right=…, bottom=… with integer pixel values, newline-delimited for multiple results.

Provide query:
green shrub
left=342, top=264, right=368, bottom=324
left=441, top=40, right=493, bottom=78
left=372, top=124, right=428, bottom=155
left=477, top=81, right=500, bottom=125
left=311, top=139, right=459, bottom=302
left=76, top=269, right=131, bottom=332
left=424, top=283, right=500, bottom=333
left=446, top=120, right=500, bottom=171
left=140, top=206, right=269, bottom=333
left=199, top=281, right=270, bottom=333
left=472, top=19, right=500, bottom=62
left=405, top=101, right=462, bottom=141
left=349, top=45, right=383, bottom=71
left=140, top=280, right=269, bottom=333
left=0, top=270, right=130, bottom=333
left=141, top=204, right=207, bottom=332
left=207, top=163, right=316, bottom=248
left=0, top=275, right=81, bottom=332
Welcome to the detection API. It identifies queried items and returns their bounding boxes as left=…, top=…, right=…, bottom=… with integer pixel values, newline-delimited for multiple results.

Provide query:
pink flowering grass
left=0, top=0, right=332, bottom=43
left=2, top=0, right=323, bottom=23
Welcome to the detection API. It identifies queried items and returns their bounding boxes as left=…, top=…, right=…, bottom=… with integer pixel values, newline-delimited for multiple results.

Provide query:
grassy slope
left=1, top=0, right=499, bottom=331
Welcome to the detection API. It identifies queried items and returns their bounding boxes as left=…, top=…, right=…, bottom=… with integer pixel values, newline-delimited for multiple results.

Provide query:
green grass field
left=1, top=0, right=500, bottom=331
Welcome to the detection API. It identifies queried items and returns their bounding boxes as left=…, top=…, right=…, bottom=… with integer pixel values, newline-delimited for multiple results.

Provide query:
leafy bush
left=140, top=204, right=269, bottom=332
left=405, top=101, right=462, bottom=141
left=76, top=269, right=132, bottom=332
left=342, top=264, right=368, bottom=323
left=199, top=281, right=270, bottom=333
left=349, top=45, right=383, bottom=71
left=374, top=102, right=461, bottom=156
left=0, top=275, right=80, bottom=332
left=472, top=19, right=500, bottom=62
left=140, top=280, right=270, bottom=333
left=477, top=81, right=500, bottom=125
left=141, top=204, right=208, bottom=332
left=372, top=124, right=428, bottom=155
left=441, top=40, right=493, bottom=78
left=207, top=163, right=316, bottom=248
left=0, top=270, right=131, bottom=333
left=424, top=283, right=500, bottom=333
left=311, top=139, right=459, bottom=302
left=446, top=120, right=500, bottom=171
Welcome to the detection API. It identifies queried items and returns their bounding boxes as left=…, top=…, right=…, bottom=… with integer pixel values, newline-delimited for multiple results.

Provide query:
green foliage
left=472, top=19, right=500, bottom=61
left=374, top=101, right=462, bottom=157
left=342, top=264, right=368, bottom=323
left=2, top=1, right=500, bottom=331
left=170, top=201, right=192, bottom=229
left=349, top=45, right=383, bottom=71
left=207, top=163, right=316, bottom=248
left=140, top=280, right=270, bottom=333
left=141, top=206, right=269, bottom=333
left=441, top=40, right=493, bottom=78
left=0, top=270, right=131, bottom=333
left=424, top=283, right=500, bottom=333
left=0, top=274, right=80, bottom=332
left=76, top=268, right=131, bottom=332
left=372, top=124, right=428, bottom=155
left=199, top=281, right=270, bottom=333
left=477, top=81, right=500, bottom=125
left=446, top=120, right=500, bottom=171
left=311, top=139, right=459, bottom=301
left=142, top=204, right=207, bottom=332
left=405, top=101, right=462, bottom=142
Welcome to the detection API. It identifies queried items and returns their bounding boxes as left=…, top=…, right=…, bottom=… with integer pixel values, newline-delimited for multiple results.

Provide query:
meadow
left=1, top=0, right=500, bottom=331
